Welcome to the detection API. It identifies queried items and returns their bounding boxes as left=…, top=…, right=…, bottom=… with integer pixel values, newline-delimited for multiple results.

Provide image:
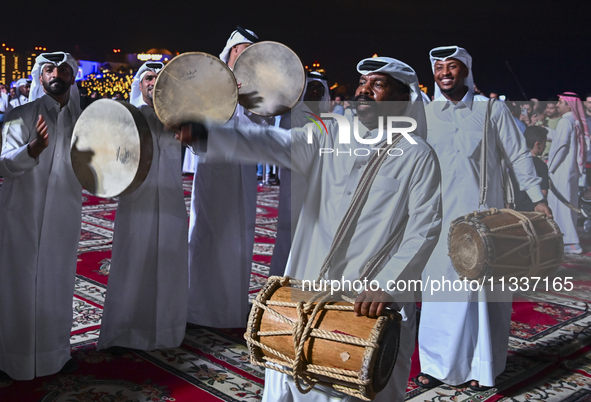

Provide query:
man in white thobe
left=179, top=56, right=442, bottom=402
left=547, top=92, right=589, bottom=254
left=5, top=78, right=31, bottom=112
left=416, top=46, right=552, bottom=391
left=98, top=62, right=188, bottom=351
left=187, top=27, right=270, bottom=328
left=269, top=71, right=331, bottom=276
left=0, top=52, right=81, bottom=380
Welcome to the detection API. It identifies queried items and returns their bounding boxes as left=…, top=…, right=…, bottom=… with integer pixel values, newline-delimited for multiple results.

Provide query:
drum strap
left=479, top=99, right=515, bottom=207
left=315, top=134, right=407, bottom=284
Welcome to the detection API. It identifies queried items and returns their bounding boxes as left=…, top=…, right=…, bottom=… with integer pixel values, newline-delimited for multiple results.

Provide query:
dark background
left=2, top=0, right=589, bottom=100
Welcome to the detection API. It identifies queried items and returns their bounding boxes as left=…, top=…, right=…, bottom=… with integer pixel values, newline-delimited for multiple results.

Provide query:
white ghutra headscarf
left=429, top=46, right=474, bottom=100
left=129, top=61, right=164, bottom=107
left=29, top=52, right=80, bottom=109
left=219, top=27, right=258, bottom=64
left=357, top=56, right=428, bottom=139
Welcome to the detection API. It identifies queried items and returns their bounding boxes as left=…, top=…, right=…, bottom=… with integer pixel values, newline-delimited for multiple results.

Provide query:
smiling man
left=416, top=46, right=551, bottom=391
left=98, top=61, right=189, bottom=353
left=178, top=56, right=442, bottom=402
left=0, top=52, right=82, bottom=380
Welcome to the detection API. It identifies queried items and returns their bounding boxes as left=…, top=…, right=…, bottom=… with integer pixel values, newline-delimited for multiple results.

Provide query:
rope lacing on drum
left=244, top=276, right=387, bottom=401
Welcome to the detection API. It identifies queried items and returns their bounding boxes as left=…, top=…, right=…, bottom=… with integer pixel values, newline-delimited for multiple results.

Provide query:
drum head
left=153, top=52, right=238, bottom=127
left=233, top=41, right=305, bottom=116
left=71, top=99, right=153, bottom=198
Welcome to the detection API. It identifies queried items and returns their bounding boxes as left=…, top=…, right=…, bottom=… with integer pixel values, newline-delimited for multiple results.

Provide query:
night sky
left=2, top=0, right=590, bottom=100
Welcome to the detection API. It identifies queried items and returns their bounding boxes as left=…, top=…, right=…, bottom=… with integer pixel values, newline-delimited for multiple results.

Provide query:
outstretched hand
left=27, top=115, right=49, bottom=159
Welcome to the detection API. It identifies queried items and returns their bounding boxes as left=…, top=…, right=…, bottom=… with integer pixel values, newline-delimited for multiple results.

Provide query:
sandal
left=413, top=372, right=444, bottom=389
left=469, top=381, right=492, bottom=392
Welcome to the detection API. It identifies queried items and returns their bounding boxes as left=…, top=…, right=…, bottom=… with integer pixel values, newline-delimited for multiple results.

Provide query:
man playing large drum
left=0, top=52, right=82, bottom=380
left=178, top=56, right=442, bottom=402
left=416, top=46, right=552, bottom=391
left=98, top=62, right=189, bottom=352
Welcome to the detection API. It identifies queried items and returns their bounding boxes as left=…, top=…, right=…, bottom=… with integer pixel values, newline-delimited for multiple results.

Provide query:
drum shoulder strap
left=479, top=98, right=515, bottom=207
left=316, top=135, right=408, bottom=283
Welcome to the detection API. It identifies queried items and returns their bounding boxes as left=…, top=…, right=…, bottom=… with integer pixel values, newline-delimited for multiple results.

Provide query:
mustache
left=49, top=77, right=66, bottom=86
left=353, top=95, right=374, bottom=102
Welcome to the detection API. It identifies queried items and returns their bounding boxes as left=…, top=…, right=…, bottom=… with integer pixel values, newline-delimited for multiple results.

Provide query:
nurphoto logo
left=306, top=113, right=418, bottom=156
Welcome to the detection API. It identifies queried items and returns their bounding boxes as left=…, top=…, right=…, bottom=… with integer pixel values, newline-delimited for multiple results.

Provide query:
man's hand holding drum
left=354, top=288, right=394, bottom=318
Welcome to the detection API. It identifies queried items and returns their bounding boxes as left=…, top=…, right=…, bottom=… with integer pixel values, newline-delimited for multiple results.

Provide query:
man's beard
left=42, top=77, right=70, bottom=96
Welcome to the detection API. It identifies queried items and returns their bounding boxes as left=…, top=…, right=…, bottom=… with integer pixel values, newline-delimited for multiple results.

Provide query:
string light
left=80, top=71, right=133, bottom=99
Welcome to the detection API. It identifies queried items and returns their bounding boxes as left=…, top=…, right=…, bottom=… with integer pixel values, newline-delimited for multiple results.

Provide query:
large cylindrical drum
left=245, top=277, right=401, bottom=401
left=448, top=208, right=564, bottom=281
left=71, top=99, right=153, bottom=198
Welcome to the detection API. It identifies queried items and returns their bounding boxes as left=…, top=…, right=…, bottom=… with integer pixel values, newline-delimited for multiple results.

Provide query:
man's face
left=354, top=72, right=407, bottom=127
left=532, top=137, right=547, bottom=156
left=545, top=103, right=558, bottom=118
left=19, top=83, right=30, bottom=98
left=335, top=96, right=342, bottom=104
left=556, top=98, right=571, bottom=116
left=489, top=92, right=499, bottom=99
left=584, top=97, right=591, bottom=116
left=41, top=63, right=74, bottom=97
left=433, top=58, right=469, bottom=95
left=234, top=43, right=251, bottom=56
left=140, top=71, right=158, bottom=106
left=304, top=81, right=325, bottom=102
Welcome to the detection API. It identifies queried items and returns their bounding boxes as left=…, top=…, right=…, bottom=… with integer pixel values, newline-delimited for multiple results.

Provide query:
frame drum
left=71, top=99, right=153, bottom=198
left=233, top=41, right=306, bottom=116
left=153, top=52, right=238, bottom=127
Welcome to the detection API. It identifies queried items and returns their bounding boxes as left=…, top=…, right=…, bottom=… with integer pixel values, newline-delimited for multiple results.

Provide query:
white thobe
left=193, top=118, right=443, bottom=402
left=182, top=147, right=199, bottom=174
left=186, top=105, right=264, bottom=328
left=547, top=111, right=580, bottom=245
left=0, top=92, right=9, bottom=113
left=98, top=105, right=188, bottom=351
left=269, top=103, right=313, bottom=276
left=419, top=93, right=544, bottom=387
left=0, top=94, right=81, bottom=380
left=7, top=94, right=29, bottom=112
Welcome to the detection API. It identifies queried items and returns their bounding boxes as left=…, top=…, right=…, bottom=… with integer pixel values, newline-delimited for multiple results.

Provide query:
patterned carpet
left=0, top=175, right=590, bottom=401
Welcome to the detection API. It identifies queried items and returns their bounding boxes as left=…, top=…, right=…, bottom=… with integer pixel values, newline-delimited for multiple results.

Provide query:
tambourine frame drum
left=233, top=41, right=306, bottom=117
left=245, top=276, right=401, bottom=401
left=71, top=99, right=153, bottom=198
left=153, top=52, right=238, bottom=127
left=448, top=209, right=564, bottom=282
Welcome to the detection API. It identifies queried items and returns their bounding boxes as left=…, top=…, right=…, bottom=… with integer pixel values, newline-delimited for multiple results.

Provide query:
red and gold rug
left=1, top=176, right=590, bottom=401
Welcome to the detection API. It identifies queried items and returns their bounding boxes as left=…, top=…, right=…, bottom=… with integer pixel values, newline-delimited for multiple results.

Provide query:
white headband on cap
left=29, top=52, right=79, bottom=108
left=219, top=28, right=258, bottom=64
left=129, top=61, right=164, bottom=107
left=356, top=56, right=427, bottom=139
left=429, top=45, right=474, bottom=100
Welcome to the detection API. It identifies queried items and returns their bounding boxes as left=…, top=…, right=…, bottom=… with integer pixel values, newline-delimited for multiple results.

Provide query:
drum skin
left=246, top=283, right=401, bottom=400
left=233, top=41, right=305, bottom=116
left=153, top=52, right=237, bottom=127
left=448, top=210, right=564, bottom=280
left=71, top=99, right=153, bottom=198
